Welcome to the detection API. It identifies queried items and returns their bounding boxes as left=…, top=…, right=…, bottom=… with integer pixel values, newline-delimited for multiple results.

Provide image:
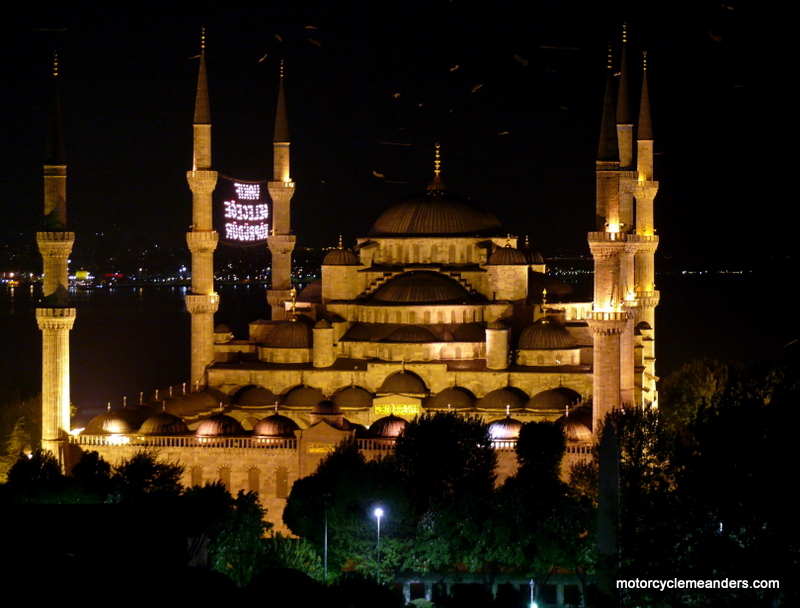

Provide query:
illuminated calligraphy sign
left=307, top=443, right=337, bottom=453
left=374, top=404, right=420, bottom=416
left=223, top=181, right=270, bottom=242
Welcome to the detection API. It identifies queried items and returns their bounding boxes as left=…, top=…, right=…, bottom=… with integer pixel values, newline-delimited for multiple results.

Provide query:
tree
left=208, top=489, right=272, bottom=587
left=110, top=448, right=184, bottom=501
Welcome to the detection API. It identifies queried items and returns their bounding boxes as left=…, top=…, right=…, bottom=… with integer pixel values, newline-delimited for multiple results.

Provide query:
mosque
left=37, top=33, right=658, bottom=531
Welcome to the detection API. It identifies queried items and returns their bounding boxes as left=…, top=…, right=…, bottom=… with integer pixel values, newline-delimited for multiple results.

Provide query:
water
left=1, top=271, right=795, bottom=426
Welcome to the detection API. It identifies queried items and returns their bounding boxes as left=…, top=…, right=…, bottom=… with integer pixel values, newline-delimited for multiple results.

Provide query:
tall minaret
left=267, top=62, right=296, bottom=321
left=185, top=30, right=219, bottom=387
left=37, top=53, right=76, bottom=462
left=588, top=52, right=629, bottom=433
left=632, top=51, right=659, bottom=406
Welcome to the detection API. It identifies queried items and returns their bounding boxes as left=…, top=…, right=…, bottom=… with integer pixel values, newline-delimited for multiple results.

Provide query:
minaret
left=37, top=53, right=76, bottom=462
left=614, top=30, right=639, bottom=408
left=267, top=61, right=296, bottom=321
left=632, top=51, right=660, bottom=406
left=588, top=51, right=629, bottom=433
left=185, top=30, right=220, bottom=387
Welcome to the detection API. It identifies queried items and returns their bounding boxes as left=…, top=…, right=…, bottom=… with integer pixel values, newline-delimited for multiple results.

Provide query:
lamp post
left=374, top=507, right=384, bottom=582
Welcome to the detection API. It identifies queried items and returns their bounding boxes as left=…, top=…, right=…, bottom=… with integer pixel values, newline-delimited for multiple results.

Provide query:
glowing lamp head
left=374, top=507, right=384, bottom=519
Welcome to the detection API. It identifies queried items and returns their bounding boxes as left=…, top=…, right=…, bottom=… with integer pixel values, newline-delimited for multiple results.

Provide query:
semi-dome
left=333, top=386, right=374, bottom=409
left=518, top=317, right=577, bottom=350
left=526, top=387, right=583, bottom=411
left=82, top=410, right=132, bottom=435
left=378, top=370, right=427, bottom=394
left=235, top=386, right=279, bottom=407
left=253, top=413, right=300, bottom=438
left=486, top=245, right=528, bottom=266
left=384, top=324, right=438, bottom=343
left=264, top=320, right=313, bottom=348
left=371, top=271, right=474, bottom=304
left=282, top=386, right=326, bottom=408
left=196, top=413, right=245, bottom=437
left=368, top=188, right=503, bottom=237
left=139, top=412, right=189, bottom=435
left=476, top=387, right=527, bottom=410
left=370, top=414, right=408, bottom=438
left=426, top=386, right=475, bottom=410
left=488, top=416, right=523, bottom=440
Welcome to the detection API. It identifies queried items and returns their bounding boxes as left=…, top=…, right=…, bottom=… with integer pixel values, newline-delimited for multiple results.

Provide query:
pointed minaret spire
left=186, top=28, right=220, bottom=388
left=596, top=47, right=620, bottom=232
left=597, top=48, right=619, bottom=164
left=615, top=24, right=633, bottom=170
left=267, top=59, right=297, bottom=320
left=193, top=28, right=211, bottom=129
left=637, top=51, right=653, bottom=142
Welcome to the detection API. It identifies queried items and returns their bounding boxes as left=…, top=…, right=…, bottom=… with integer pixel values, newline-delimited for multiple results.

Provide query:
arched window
left=190, top=465, right=203, bottom=487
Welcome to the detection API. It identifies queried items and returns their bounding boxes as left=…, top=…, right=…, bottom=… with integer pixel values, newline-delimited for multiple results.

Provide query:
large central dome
left=368, top=187, right=503, bottom=237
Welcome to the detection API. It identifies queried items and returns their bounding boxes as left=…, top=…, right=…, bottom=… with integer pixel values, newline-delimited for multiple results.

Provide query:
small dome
left=371, top=272, right=475, bottom=304
left=297, top=279, right=322, bottom=304
left=486, top=245, right=528, bottom=266
left=488, top=417, right=523, bottom=440
left=253, top=413, right=300, bottom=438
left=526, top=387, right=583, bottom=411
left=557, top=415, right=593, bottom=442
left=114, top=405, right=154, bottom=430
left=477, top=387, right=527, bottom=410
left=139, top=412, right=189, bottom=435
left=518, top=317, right=577, bottom=350
left=82, top=410, right=132, bottom=435
left=235, top=386, right=279, bottom=407
left=333, top=386, right=374, bottom=409
left=378, top=371, right=427, bottom=394
left=385, top=324, right=438, bottom=343
left=370, top=414, right=408, bottom=438
left=314, top=319, right=332, bottom=329
left=214, top=324, right=231, bottom=333
left=264, top=320, right=312, bottom=348
left=323, top=248, right=360, bottom=266
left=282, top=386, right=326, bottom=408
left=196, top=413, right=245, bottom=437
left=426, top=387, right=475, bottom=410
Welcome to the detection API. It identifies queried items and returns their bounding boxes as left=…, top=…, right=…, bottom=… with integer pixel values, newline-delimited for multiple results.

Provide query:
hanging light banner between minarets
left=216, top=175, right=271, bottom=245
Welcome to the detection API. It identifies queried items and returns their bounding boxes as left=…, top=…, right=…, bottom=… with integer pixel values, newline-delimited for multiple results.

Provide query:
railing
left=70, top=435, right=297, bottom=450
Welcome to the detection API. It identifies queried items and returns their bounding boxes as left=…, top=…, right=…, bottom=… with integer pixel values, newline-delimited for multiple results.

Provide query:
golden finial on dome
left=427, top=143, right=445, bottom=191
left=52, top=51, right=58, bottom=79
left=289, top=288, right=297, bottom=320
left=607, top=45, right=613, bottom=70
left=505, top=234, right=512, bottom=247
left=643, top=50, right=647, bottom=71
left=280, top=58, right=285, bottom=78
left=201, top=26, right=206, bottom=51
left=622, top=22, right=627, bottom=44
left=338, top=234, right=343, bottom=249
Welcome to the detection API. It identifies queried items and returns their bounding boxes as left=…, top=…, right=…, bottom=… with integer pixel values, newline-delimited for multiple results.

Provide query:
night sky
left=0, top=1, right=794, bottom=267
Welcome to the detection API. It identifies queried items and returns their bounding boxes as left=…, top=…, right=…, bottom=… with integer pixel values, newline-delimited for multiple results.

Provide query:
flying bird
left=471, top=84, right=483, bottom=93
left=514, top=54, right=529, bottom=66
left=450, top=64, right=459, bottom=71
left=309, top=38, right=322, bottom=47
left=258, top=53, right=268, bottom=63
left=372, top=171, right=385, bottom=178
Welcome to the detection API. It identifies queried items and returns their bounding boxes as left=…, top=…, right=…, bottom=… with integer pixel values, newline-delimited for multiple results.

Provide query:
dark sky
left=0, top=1, right=794, bottom=267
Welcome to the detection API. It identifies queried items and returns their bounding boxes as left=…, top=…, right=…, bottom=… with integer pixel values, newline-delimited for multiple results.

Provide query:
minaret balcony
left=36, top=307, right=77, bottom=329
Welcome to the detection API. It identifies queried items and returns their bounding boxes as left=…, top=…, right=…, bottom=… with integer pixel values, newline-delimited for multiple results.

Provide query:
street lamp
left=374, top=507, right=384, bottom=582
